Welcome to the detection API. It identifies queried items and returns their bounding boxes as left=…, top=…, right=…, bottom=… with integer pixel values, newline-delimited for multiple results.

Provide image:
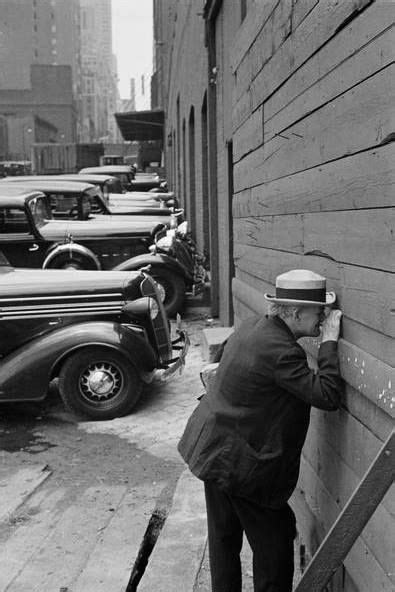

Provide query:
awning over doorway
left=114, top=109, right=164, bottom=141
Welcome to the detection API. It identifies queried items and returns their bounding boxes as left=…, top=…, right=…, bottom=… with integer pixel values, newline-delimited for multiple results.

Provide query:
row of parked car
left=0, top=165, right=206, bottom=420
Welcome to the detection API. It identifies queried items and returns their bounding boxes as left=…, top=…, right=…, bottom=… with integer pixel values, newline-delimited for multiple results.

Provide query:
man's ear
left=293, top=307, right=302, bottom=321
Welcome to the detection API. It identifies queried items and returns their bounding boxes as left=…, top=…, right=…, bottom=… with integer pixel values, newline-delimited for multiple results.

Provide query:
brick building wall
left=155, top=1, right=210, bottom=264
left=0, top=64, right=76, bottom=158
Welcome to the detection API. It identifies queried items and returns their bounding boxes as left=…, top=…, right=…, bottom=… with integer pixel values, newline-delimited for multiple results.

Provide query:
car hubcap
left=62, top=261, right=82, bottom=270
left=80, top=362, right=123, bottom=402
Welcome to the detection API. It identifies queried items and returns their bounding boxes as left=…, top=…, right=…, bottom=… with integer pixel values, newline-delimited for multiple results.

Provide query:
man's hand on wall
left=321, top=309, right=343, bottom=342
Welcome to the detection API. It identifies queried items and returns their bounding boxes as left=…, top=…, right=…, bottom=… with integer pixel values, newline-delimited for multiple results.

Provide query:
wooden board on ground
left=0, top=464, right=51, bottom=524
left=4, top=485, right=127, bottom=592
left=73, top=481, right=164, bottom=592
left=0, top=487, right=67, bottom=589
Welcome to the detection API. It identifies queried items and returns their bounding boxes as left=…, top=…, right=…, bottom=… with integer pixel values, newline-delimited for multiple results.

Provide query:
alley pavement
left=0, top=301, right=292, bottom=591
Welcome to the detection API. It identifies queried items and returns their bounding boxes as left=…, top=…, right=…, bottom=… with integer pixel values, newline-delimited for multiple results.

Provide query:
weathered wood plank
left=302, top=338, right=394, bottom=418
left=234, top=209, right=394, bottom=272
left=73, top=482, right=164, bottom=592
left=0, top=487, right=66, bottom=589
left=233, top=88, right=253, bottom=132
left=138, top=471, right=207, bottom=592
left=296, top=457, right=394, bottom=592
left=249, top=0, right=375, bottom=108
left=5, top=486, right=127, bottom=592
left=0, top=464, right=51, bottom=524
left=233, top=144, right=395, bottom=217
left=290, top=480, right=394, bottom=592
left=234, top=23, right=394, bottom=164
left=294, top=431, right=395, bottom=592
left=292, top=0, right=319, bottom=30
left=230, top=0, right=279, bottom=74
left=308, top=407, right=394, bottom=502
left=262, top=63, right=395, bottom=170
left=307, top=412, right=395, bottom=517
left=234, top=243, right=394, bottom=336
left=235, top=64, right=395, bottom=190
left=264, top=8, right=394, bottom=128
left=233, top=105, right=263, bottom=162
left=233, top=1, right=391, bottom=132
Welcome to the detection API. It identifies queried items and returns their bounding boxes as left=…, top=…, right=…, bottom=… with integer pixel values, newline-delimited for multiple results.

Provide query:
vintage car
left=62, top=174, right=179, bottom=207
left=0, top=178, right=177, bottom=219
left=0, top=186, right=192, bottom=315
left=0, top=251, right=188, bottom=420
left=79, top=165, right=136, bottom=190
left=0, top=185, right=165, bottom=270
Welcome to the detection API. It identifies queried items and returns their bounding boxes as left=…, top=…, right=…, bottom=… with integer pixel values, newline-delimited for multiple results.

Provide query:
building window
left=241, top=0, right=247, bottom=22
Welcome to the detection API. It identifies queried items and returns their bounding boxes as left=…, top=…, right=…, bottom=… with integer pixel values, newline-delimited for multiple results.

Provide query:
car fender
left=0, top=322, right=157, bottom=402
left=43, top=243, right=101, bottom=270
left=113, top=253, right=192, bottom=280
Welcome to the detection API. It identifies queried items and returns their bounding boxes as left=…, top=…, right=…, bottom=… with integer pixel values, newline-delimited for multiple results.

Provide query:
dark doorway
left=227, top=139, right=235, bottom=323
left=188, top=107, right=196, bottom=238
left=201, top=93, right=210, bottom=259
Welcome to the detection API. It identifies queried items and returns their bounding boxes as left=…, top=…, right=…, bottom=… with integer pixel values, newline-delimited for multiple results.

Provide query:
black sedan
left=0, top=186, right=166, bottom=270
left=0, top=178, right=176, bottom=219
left=0, top=251, right=188, bottom=419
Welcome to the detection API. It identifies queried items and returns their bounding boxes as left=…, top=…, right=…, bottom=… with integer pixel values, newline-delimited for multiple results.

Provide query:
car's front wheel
left=58, top=347, right=143, bottom=420
left=150, top=267, right=186, bottom=317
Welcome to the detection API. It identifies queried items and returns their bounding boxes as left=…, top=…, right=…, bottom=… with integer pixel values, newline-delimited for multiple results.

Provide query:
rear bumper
left=159, top=329, right=190, bottom=380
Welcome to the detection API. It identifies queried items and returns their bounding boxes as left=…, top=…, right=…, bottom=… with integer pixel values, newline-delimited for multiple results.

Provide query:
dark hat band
left=276, top=287, right=326, bottom=302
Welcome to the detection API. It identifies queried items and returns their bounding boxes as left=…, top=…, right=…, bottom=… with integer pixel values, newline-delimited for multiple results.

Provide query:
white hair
left=267, top=302, right=299, bottom=319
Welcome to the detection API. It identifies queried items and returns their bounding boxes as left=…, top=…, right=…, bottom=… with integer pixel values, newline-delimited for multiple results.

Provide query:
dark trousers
left=204, top=481, right=296, bottom=592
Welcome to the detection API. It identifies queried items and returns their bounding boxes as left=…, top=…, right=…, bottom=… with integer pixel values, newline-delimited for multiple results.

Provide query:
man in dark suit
left=178, top=269, right=343, bottom=592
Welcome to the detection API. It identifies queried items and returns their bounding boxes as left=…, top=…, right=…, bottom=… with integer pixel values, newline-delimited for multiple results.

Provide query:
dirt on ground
left=0, top=306, right=215, bottom=591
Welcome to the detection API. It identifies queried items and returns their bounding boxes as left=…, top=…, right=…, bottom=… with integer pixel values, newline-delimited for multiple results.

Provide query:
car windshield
left=88, top=192, right=107, bottom=214
left=112, top=173, right=133, bottom=187
left=107, top=178, right=123, bottom=194
left=28, top=196, right=52, bottom=227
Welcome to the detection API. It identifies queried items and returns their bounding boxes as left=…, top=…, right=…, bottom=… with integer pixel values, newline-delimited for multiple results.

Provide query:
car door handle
left=29, top=243, right=39, bottom=252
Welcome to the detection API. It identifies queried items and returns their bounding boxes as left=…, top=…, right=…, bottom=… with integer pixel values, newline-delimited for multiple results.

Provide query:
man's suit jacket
left=178, top=315, right=342, bottom=507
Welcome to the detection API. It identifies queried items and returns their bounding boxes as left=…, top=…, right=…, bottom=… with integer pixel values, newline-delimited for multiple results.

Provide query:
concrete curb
left=138, top=469, right=207, bottom=592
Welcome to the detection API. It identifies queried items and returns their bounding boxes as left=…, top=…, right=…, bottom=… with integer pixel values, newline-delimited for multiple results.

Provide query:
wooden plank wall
left=230, top=1, right=394, bottom=590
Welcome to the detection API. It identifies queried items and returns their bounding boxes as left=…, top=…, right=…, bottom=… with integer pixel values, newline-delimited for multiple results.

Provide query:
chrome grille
left=140, top=274, right=172, bottom=363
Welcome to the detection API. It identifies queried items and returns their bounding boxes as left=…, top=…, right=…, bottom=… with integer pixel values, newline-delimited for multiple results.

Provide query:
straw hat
left=264, top=269, right=336, bottom=306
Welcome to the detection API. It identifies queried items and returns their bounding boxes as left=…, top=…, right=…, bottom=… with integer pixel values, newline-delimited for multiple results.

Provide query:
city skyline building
left=79, top=0, right=118, bottom=142
left=0, top=0, right=81, bottom=158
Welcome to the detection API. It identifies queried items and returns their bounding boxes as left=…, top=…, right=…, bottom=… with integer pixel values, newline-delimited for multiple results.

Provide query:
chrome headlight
left=149, top=297, right=159, bottom=320
left=156, top=234, right=175, bottom=250
left=123, top=296, right=159, bottom=320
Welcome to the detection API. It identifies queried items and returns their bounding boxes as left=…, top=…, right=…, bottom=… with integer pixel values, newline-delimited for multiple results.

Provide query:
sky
left=111, top=0, right=153, bottom=100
